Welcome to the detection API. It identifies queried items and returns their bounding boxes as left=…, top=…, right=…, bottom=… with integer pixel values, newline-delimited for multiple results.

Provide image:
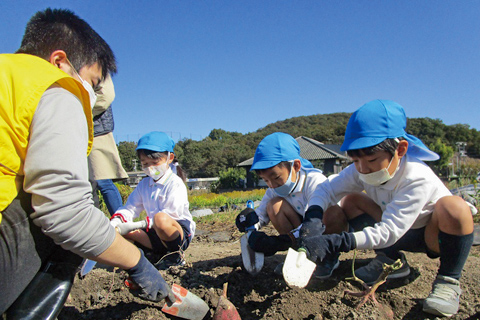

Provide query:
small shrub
left=193, top=210, right=239, bottom=225
left=116, top=183, right=134, bottom=204
left=188, top=189, right=266, bottom=210
left=210, top=168, right=246, bottom=192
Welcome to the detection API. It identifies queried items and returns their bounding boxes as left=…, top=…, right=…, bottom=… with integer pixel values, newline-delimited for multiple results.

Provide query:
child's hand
left=110, top=217, right=124, bottom=229
left=299, top=231, right=356, bottom=262
left=247, top=231, right=292, bottom=256
left=115, top=220, right=148, bottom=235
left=235, top=208, right=259, bottom=232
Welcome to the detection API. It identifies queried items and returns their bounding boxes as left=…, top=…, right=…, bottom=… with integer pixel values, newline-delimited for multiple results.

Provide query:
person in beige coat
left=88, top=74, right=128, bottom=214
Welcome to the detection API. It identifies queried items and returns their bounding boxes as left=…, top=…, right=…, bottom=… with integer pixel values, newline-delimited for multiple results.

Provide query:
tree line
left=117, top=113, right=480, bottom=179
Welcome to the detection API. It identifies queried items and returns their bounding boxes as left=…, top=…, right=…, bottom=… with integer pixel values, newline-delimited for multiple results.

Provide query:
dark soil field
left=60, top=223, right=480, bottom=320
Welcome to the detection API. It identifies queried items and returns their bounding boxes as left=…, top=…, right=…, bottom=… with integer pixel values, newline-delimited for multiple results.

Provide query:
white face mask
left=144, top=163, right=169, bottom=181
left=67, top=60, right=97, bottom=109
left=143, top=152, right=171, bottom=181
left=80, top=78, right=97, bottom=109
left=273, top=161, right=298, bottom=197
left=358, top=156, right=398, bottom=186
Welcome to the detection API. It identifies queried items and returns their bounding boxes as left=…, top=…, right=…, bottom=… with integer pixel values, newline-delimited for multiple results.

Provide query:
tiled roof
left=238, top=136, right=348, bottom=167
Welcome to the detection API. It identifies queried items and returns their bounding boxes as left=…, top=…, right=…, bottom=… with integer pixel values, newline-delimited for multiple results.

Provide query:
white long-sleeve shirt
left=310, top=154, right=451, bottom=250
left=115, top=169, right=195, bottom=236
left=255, top=167, right=327, bottom=228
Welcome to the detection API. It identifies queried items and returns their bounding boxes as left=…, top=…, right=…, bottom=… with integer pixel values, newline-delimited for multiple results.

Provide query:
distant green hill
left=172, top=113, right=480, bottom=178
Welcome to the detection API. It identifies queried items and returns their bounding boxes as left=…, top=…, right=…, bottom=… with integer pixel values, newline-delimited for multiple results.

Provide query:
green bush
left=210, top=167, right=246, bottom=192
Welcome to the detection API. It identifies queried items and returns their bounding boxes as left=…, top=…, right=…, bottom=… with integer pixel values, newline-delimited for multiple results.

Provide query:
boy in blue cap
left=111, top=131, right=195, bottom=270
left=235, top=132, right=340, bottom=278
left=299, top=100, right=474, bottom=317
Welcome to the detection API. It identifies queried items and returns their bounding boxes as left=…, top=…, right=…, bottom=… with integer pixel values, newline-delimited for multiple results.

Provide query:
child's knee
left=267, top=197, right=294, bottom=217
left=435, top=196, right=473, bottom=228
left=323, top=205, right=347, bottom=225
left=341, top=193, right=365, bottom=210
left=266, top=197, right=283, bottom=213
left=153, top=212, right=170, bottom=228
left=436, top=196, right=471, bottom=217
left=340, top=192, right=380, bottom=218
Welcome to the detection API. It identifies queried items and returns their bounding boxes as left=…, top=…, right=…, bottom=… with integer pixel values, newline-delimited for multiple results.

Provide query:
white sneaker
left=423, top=275, right=461, bottom=317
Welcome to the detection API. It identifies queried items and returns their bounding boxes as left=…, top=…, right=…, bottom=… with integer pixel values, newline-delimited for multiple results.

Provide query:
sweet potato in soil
left=60, top=224, right=480, bottom=320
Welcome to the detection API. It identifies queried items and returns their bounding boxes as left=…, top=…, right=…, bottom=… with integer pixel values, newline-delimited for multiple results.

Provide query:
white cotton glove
left=110, top=216, right=124, bottom=229
left=113, top=218, right=153, bottom=236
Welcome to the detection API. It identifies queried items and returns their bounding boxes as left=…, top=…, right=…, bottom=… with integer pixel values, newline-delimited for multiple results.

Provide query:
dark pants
left=146, top=218, right=193, bottom=255
left=349, top=213, right=439, bottom=258
left=0, top=190, right=82, bottom=314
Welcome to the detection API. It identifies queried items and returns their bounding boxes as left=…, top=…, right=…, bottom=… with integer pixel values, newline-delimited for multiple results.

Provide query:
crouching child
left=111, top=131, right=195, bottom=270
left=300, top=100, right=474, bottom=317
left=235, top=132, right=339, bottom=278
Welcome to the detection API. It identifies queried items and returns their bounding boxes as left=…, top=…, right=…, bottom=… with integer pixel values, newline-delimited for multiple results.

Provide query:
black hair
left=137, top=149, right=187, bottom=182
left=137, top=149, right=167, bottom=161
left=347, top=138, right=403, bottom=158
left=254, top=161, right=292, bottom=175
left=16, top=8, right=117, bottom=79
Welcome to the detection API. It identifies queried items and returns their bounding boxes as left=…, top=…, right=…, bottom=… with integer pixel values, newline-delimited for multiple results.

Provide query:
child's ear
left=397, top=140, right=409, bottom=157
left=293, top=159, right=301, bottom=171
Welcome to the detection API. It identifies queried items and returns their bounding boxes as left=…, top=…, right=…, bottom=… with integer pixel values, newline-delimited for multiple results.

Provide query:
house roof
left=238, top=136, right=348, bottom=167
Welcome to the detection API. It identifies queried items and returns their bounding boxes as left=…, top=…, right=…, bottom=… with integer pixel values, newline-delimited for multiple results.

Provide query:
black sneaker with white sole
left=154, top=253, right=186, bottom=270
left=314, top=253, right=340, bottom=280
left=354, top=251, right=410, bottom=285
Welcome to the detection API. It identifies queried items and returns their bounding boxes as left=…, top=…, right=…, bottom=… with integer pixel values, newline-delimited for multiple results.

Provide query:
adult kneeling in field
left=299, top=100, right=474, bottom=317
left=0, top=8, right=174, bottom=318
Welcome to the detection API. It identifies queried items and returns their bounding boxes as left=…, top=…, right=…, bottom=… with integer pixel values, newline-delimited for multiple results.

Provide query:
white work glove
left=111, top=217, right=153, bottom=236
left=110, top=216, right=124, bottom=229
left=115, top=220, right=147, bottom=235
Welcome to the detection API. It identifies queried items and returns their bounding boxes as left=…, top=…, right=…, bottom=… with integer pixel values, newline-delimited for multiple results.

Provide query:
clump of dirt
left=60, top=223, right=480, bottom=319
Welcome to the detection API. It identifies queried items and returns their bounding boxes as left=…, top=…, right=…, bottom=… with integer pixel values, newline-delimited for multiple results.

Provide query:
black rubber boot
left=5, top=260, right=78, bottom=320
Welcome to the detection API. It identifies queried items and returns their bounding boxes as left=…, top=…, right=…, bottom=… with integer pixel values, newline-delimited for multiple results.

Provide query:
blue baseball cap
left=341, top=100, right=439, bottom=161
left=136, top=131, right=175, bottom=153
left=251, top=132, right=313, bottom=170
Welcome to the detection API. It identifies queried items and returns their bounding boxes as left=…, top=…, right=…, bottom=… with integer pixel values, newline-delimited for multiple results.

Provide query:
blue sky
left=1, top=1, right=479, bottom=142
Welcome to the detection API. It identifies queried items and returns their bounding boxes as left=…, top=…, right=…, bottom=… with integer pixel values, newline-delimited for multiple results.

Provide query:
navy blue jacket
left=93, top=105, right=114, bottom=137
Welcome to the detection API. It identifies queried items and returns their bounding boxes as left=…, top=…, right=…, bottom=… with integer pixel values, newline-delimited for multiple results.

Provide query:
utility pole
left=132, top=159, right=138, bottom=172
left=455, top=142, right=467, bottom=177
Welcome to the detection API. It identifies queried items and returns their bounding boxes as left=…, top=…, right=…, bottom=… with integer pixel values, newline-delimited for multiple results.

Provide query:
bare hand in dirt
left=126, top=249, right=176, bottom=303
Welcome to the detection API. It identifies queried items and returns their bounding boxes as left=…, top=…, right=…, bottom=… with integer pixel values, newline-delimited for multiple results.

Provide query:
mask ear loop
left=66, top=58, right=83, bottom=82
left=167, top=152, right=171, bottom=165
left=291, top=160, right=300, bottom=187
